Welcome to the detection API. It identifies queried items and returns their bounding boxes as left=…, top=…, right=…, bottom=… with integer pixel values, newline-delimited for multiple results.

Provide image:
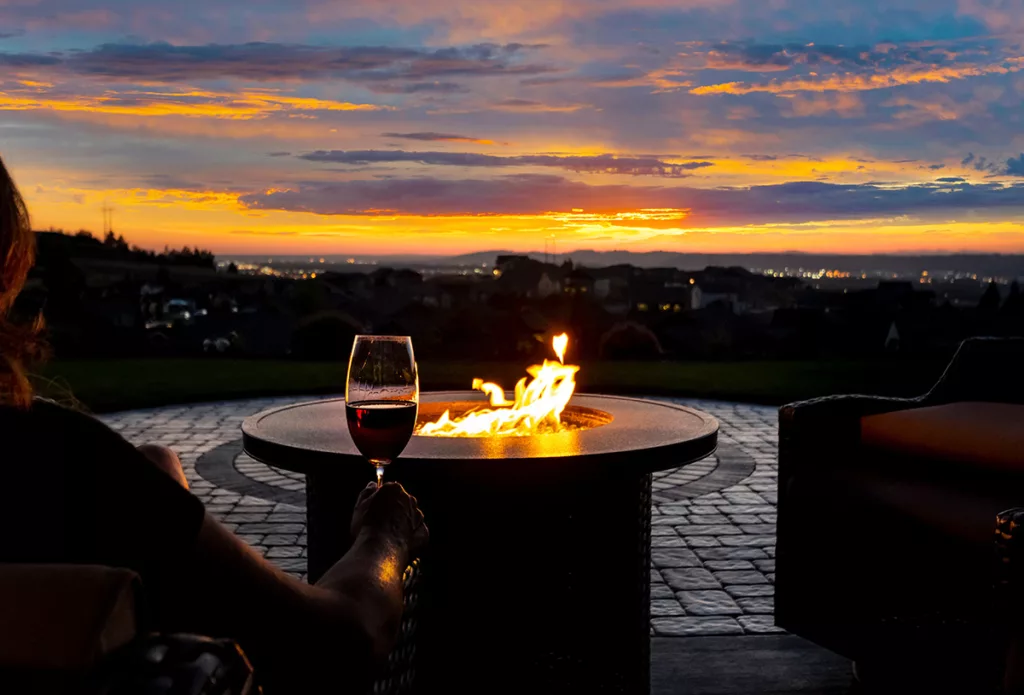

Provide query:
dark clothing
left=0, top=400, right=205, bottom=622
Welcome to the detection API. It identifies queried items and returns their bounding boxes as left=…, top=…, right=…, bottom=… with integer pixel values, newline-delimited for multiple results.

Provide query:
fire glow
left=417, top=333, right=580, bottom=438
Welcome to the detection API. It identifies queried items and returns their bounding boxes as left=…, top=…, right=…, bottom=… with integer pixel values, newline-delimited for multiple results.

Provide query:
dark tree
left=1003, top=281, right=1021, bottom=313
left=227, top=262, right=239, bottom=275
left=978, top=281, right=1002, bottom=312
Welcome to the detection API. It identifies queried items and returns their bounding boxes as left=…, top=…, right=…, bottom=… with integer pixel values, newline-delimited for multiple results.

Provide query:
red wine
left=346, top=400, right=418, bottom=463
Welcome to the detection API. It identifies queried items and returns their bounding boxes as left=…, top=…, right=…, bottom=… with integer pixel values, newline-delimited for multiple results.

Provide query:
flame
left=553, top=333, right=568, bottom=363
left=418, top=333, right=579, bottom=437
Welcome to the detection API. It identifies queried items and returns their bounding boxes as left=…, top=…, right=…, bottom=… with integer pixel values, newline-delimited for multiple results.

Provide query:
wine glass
left=346, top=335, right=419, bottom=487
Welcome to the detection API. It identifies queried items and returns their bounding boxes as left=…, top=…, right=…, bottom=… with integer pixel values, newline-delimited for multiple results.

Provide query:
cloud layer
left=4, top=0, right=1024, bottom=253
left=240, top=176, right=1024, bottom=225
left=0, top=41, right=554, bottom=91
left=298, top=150, right=713, bottom=176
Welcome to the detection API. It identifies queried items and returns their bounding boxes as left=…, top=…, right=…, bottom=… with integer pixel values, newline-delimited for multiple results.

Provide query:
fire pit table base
left=307, top=466, right=653, bottom=695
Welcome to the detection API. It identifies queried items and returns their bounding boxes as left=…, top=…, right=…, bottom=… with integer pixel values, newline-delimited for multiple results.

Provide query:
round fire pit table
left=242, top=392, right=718, bottom=695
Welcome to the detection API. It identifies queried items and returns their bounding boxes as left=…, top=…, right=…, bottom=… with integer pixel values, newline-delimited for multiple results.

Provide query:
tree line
left=40, top=228, right=216, bottom=269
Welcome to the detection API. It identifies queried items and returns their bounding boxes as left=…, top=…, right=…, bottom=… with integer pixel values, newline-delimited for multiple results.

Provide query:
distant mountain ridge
left=227, top=249, right=1024, bottom=277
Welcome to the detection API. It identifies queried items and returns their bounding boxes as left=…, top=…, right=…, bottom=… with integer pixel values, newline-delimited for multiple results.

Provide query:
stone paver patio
left=101, top=396, right=780, bottom=637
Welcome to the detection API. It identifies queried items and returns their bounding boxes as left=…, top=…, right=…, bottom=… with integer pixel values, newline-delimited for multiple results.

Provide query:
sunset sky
left=2, top=0, right=1024, bottom=255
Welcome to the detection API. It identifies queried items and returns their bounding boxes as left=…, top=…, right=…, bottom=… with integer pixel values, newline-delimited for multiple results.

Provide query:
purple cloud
left=382, top=132, right=495, bottom=144
left=0, top=41, right=555, bottom=87
left=962, top=151, right=1004, bottom=175
left=1006, top=154, right=1024, bottom=177
left=298, top=150, right=714, bottom=177
left=239, top=175, right=1024, bottom=225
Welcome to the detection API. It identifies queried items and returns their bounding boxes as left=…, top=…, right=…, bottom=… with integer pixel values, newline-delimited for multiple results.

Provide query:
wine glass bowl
left=345, top=335, right=419, bottom=486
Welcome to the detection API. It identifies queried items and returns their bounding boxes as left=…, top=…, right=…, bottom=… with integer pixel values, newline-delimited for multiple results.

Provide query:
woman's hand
left=350, top=482, right=428, bottom=556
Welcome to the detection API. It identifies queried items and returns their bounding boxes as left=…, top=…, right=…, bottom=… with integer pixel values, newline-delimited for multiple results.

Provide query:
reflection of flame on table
left=417, top=333, right=580, bottom=438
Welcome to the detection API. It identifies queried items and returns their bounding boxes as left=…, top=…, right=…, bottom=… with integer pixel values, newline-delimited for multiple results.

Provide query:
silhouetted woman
left=0, top=155, right=427, bottom=690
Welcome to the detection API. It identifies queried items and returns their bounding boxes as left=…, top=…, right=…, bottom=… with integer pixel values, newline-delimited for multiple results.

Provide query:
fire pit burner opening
left=415, top=400, right=613, bottom=436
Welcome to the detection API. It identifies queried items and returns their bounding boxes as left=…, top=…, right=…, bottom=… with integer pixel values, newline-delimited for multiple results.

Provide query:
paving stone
left=723, top=493, right=767, bottom=505
left=651, top=536, right=687, bottom=548
left=737, top=615, right=785, bottom=634
left=651, top=599, right=686, bottom=617
left=266, top=513, right=306, bottom=523
left=652, top=617, right=744, bottom=637
left=652, top=515, right=689, bottom=525
left=676, top=524, right=742, bottom=536
left=684, top=537, right=721, bottom=548
left=662, top=568, right=721, bottom=591
left=704, top=560, right=755, bottom=571
left=719, top=535, right=776, bottom=547
left=235, top=523, right=305, bottom=534
left=714, top=570, right=770, bottom=585
left=739, top=524, right=777, bottom=535
left=222, top=512, right=268, bottom=523
left=688, top=514, right=729, bottom=524
left=693, top=547, right=768, bottom=561
left=754, top=559, right=776, bottom=573
left=737, top=597, right=774, bottom=614
left=677, top=590, right=742, bottom=616
left=651, top=584, right=676, bottom=599
left=725, top=584, right=775, bottom=598
left=651, top=548, right=701, bottom=568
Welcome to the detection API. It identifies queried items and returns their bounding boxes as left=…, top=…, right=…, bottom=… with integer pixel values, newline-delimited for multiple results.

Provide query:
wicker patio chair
left=776, top=337, right=1024, bottom=691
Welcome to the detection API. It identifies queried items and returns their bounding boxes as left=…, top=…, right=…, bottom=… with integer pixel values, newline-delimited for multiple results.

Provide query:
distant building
left=693, top=282, right=741, bottom=312
left=494, top=255, right=564, bottom=298
left=562, top=268, right=595, bottom=297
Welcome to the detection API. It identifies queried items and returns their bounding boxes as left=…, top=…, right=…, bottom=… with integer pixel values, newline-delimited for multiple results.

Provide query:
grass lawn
left=33, top=357, right=948, bottom=413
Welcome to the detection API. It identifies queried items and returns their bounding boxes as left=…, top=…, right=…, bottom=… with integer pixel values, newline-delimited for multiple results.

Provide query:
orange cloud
left=788, top=92, right=866, bottom=117
left=690, top=58, right=1024, bottom=95
left=488, top=98, right=589, bottom=113
left=0, top=86, right=388, bottom=120
left=19, top=176, right=1024, bottom=256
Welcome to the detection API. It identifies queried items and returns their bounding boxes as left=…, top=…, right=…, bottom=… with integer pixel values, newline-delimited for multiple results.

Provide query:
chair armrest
left=780, top=394, right=922, bottom=446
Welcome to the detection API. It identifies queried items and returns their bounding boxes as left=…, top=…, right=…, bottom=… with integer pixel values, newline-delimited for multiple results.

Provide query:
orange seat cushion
left=861, top=401, right=1024, bottom=473
left=0, top=565, right=140, bottom=670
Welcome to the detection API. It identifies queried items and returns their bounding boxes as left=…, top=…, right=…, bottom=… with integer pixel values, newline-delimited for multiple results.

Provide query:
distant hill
left=227, top=249, right=1024, bottom=278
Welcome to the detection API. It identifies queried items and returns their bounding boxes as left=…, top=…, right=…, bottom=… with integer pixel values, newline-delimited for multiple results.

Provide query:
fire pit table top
left=242, top=391, right=718, bottom=478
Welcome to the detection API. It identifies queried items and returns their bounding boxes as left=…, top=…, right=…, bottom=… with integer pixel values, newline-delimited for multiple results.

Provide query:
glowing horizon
left=3, top=0, right=1024, bottom=256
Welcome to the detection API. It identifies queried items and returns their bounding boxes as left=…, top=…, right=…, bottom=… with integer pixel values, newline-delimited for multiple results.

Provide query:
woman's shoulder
left=27, top=397, right=100, bottom=425
left=1, top=398, right=124, bottom=446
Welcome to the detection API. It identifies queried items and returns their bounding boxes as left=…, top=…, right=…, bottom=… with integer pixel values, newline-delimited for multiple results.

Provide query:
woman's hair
left=0, top=155, right=41, bottom=407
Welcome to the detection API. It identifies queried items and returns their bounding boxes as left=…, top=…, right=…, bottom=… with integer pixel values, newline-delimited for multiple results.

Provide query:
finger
left=381, top=481, right=409, bottom=496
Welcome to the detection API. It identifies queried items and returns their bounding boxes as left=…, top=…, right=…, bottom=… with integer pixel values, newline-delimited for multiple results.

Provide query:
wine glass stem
left=376, top=465, right=384, bottom=488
